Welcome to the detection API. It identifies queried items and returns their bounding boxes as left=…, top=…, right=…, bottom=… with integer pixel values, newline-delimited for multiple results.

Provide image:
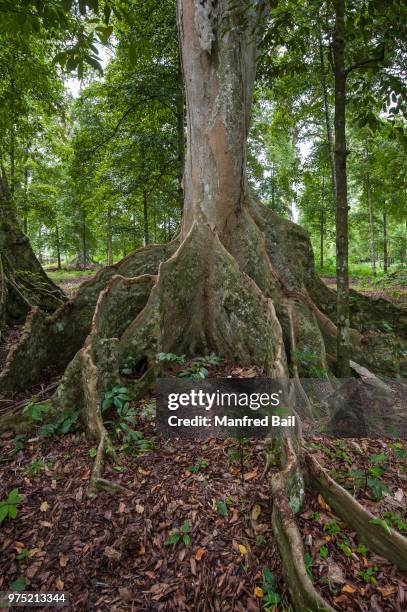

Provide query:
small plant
left=256, top=534, right=266, bottom=546
left=10, top=576, right=26, bottom=592
left=324, top=520, right=341, bottom=535
left=11, top=435, right=26, bottom=455
left=89, top=447, right=97, bottom=458
left=187, top=457, right=209, bottom=473
left=156, top=352, right=186, bottom=365
left=319, top=545, right=329, bottom=560
left=262, top=566, right=281, bottom=609
left=0, top=488, right=23, bottom=524
left=304, top=553, right=314, bottom=581
left=16, top=548, right=30, bottom=561
left=356, top=543, right=368, bottom=556
left=382, top=511, right=407, bottom=533
left=338, top=540, right=352, bottom=557
left=358, top=565, right=379, bottom=585
left=102, top=386, right=133, bottom=414
left=292, top=349, right=328, bottom=378
left=38, top=409, right=79, bottom=437
left=177, top=354, right=222, bottom=380
left=164, top=520, right=191, bottom=547
left=217, top=500, right=228, bottom=516
left=308, top=511, right=321, bottom=522
left=25, top=458, right=50, bottom=477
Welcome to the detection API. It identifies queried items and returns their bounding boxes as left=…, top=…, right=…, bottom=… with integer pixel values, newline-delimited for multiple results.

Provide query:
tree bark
left=107, top=205, right=113, bottom=266
left=366, top=170, right=376, bottom=277
left=318, top=18, right=336, bottom=208
left=55, top=224, right=62, bottom=270
left=176, top=54, right=185, bottom=213
left=333, top=0, right=350, bottom=377
left=383, top=204, right=388, bottom=274
left=320, top=175, right=325, bottom=268
left=178, top=0, right=257, bottom=240
left=143, top=190, right=149, bottom=245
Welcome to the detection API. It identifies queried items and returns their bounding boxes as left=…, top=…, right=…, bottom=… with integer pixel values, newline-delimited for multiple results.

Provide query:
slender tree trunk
left=333, top=0, right=350, bottom=377
left=365, top=169, right=376, bottom=276
left=107, top=205, right=113, bottom=266
left=318, top=19, right=336, bottom=207
left=176, top=54, right=185, bottom=213
left=383, top=205, right=388, bottom=274
left=82, top=209, right=87, bottom=266
left=132, top=211, right=137, bottom=248
left=271, top=162, right=276, bottom=210
left=143, top=190, right=149, bottom=245
left=55, top=224, right=61, bottom=270
left=320, top=175, right=325, bottom=268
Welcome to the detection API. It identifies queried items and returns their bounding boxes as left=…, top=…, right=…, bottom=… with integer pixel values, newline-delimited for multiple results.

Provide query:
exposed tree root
left=271, top=439, right=334, bottom=612
left=305, top=450, right=407, bottom=572
left=0, top=242, right=176, bottom=395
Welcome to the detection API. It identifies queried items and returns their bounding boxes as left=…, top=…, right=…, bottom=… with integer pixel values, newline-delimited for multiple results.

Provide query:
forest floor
left=1, top=361, right=406, bottom=611
left=0, top=269, right=406, bottom=610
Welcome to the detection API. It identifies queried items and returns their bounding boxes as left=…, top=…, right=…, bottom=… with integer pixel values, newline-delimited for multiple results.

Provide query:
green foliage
left=156, top=353, right=186, bottom=365
left=370, top=517, right=392, bottom=534
left=356, top=543, right=369, bottom=556
left=358, top=565, right=379, bottom=585
left=10, top=576, right=26, bottom=592
left=187, top=457, right=209, bottom=474
left=292, top=350, right=328, bottom=378
left=324, top=520, right=341, bottom=536
left=319, top=545, right=329, bottom=560
left=38, top=409, right=79, bottom=437
left=216, top=500, right=228, bottom=517
left=16, top=548, right=30, bottom=561
left=303, top=553, right=314, bottom=581
left=164, top=520, right=191, bottom=548
left=0, top=488, right=23, bottom=524
left=261, top=566, right=282, bottom=608
left=25, top=458, right=51, bottom=478
left=382, top=512, right=407, bottom=533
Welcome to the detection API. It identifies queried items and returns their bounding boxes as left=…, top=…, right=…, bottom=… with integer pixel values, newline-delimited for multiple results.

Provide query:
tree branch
left=345, top=45, right=385, bottom=76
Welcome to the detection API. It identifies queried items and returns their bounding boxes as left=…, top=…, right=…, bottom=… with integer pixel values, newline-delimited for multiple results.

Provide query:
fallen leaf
left=190, top=557, right=197, bottom=576
left=118, top=501, right=126, bottom=513
left=39, top=501, right=49, bottom=513
left=119, top=587, right=134, bottom=602
left=342, top=584, right=356, bottom=594
left=238, top=544, right=248, bottom=555
left=317, top=494, right=330, bottom=510
left=135, top=504, right=144, bottom=514
left=377, top=586, right=397, bottom=598
left=51, top=480, right=57, bottom=490
left=104, top=546, right=121, bottom=561
left=59, top=553, right=69, bottom=568
left=55, top=577, right=64, bottom=590
left=243, top=469, right=258, bottom=481
left=251, top=504, right=261, bottom=521
left=195, top=548, right=206, bottom=561
left=139, top=543, right=145, bottom=556
left=254, top=586, right=264, bottom=598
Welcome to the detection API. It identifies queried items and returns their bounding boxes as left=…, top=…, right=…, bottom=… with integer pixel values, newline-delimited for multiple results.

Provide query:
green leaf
left=10, top=576, right=26, bottom=592
left=217, top=500, right=228, bottom=516
left=183, top=534, right=191, bottom=547
left=181, top=520, right=190, bottom=534
left=0, top=505, right=9, bottom=524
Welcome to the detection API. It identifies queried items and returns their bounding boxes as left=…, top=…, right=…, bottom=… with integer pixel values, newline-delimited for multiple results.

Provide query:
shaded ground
left=322, top=270, right=407, bottom=308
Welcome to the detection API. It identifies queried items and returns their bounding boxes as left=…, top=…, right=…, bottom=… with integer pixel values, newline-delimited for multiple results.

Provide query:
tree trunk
left=366, top=170, right=376, bottom=277
left=318, top=18, right=336, bottom=208
left=320, top=176, right=325, bottom=268
left=143, top=190, right=149, bottom=245
left=176, top=55, right=185, bottom=213
left=383, top=205, right=388, bottom=274
left=107, top=205, right=113, bottom=266
left=82, top=208, right=87, bottom=266
left=55, top=224, right=62, bottom=270
left=333, top=0, right=350, bottom=377
left=179, top=0, right=257, bottom=240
